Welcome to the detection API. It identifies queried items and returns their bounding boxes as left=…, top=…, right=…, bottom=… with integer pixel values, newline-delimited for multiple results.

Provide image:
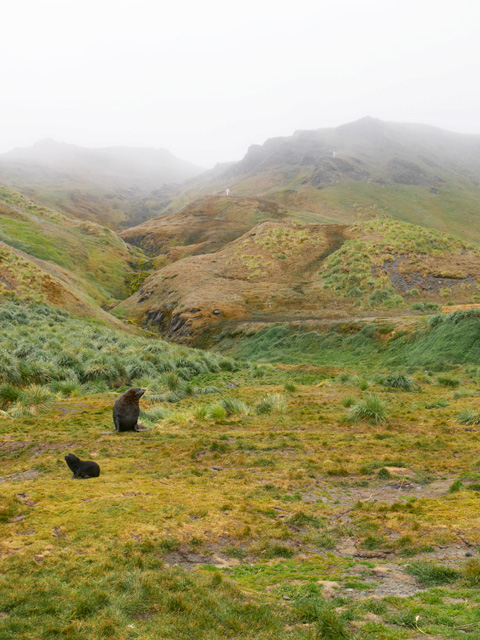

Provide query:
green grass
left=379, top=374, right=418, bottom=391
left=0, top=545, right=299, bottom=640
left=405, top=561, right=459, bottom=586
left=0, top=302, right=224, bottom=415
left=224, top=309, right=480, bottom=371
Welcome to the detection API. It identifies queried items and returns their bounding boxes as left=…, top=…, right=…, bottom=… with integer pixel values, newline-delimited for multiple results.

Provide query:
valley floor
left=1, top=361, right=480, bottom=639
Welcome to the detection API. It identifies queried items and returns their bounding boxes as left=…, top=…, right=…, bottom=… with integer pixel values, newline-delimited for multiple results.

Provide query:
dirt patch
left=55, top=403, right=90, bottom=416
left=163, top=546, right=238, bottom=570
left=0, top=468, right=42, bottom=482
left=376, top=254, right=479, bottom=296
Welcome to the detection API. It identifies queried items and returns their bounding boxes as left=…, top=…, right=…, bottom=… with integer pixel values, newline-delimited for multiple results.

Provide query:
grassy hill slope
left=0, top=186, right=144, bottom=304
left=0, top=187, right=152, bottom=326
left=120, top=195, right=288, bottom=264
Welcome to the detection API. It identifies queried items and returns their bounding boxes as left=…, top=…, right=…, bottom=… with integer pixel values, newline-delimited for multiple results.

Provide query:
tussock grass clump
left=463, top=559, right=480, bottom=587
left=316, top=608, right=349, bottom=639
left=140, top=405, right=171, bottom=424
left=405, top=561, right=459, bottom=586
left=8, top=385, right=54, bottom=417
left=292, top=585, right=348, bottom=638
left=346, top=395, right=388, bottom=424
left=49, top=378, right=82, bottom=397
left=0, top=359, right=22, bottom=385
left=425, top=399, right=449, bottom=409
left=255, top=393, right=287, bottom=415
left=380, top=373, right=418, bottom=391
left=0, top=496, right=24, bottom=523
left=288, top=511, right=322, bottom=528
left=456, top=409, right=480, bottom=425
left=163, top=372, right=182, bottom=391
left=341, top=396, right=355, bottom=408
left=194, top=405, right=208, bottom=420
left=221, top=398, right=251, bottom=416
left=448, top=479, right=464, bottom=493
left=377, top=467, right=392, bottom=479
left=437, top=375, right=461, bottom=388
left=207, top=403, right=227, bottom=421
left=219, top=358, right=237, bottom=371
left=411, top=301, right=440, bottom=312
left=0, top=383, right=22, bottom=408
left=258, top=541, right=294, bottom=559
left=195, top=386, right=221, bottom=395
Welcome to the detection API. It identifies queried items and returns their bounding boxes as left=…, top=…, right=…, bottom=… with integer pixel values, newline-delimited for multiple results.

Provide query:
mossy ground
left=1, top=308, right=480, bottom=638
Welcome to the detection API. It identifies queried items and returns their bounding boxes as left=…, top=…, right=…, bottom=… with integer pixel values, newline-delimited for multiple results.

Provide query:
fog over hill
left=0, top=139, right=203, bottom=229
left=164, top=117, right=480, bottom=241
left=3, top=117, right=480, bottom=240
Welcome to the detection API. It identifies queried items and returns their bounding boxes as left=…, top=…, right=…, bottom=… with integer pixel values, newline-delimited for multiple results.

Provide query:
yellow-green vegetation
left=254, top=226, right=310, bottom=256
left=120, top=195, right=287, bottom=260
left=0, top=244, right=46, bottom=303
left=233, top=227, right=312, bottom=276
left=1, top=302, right=480, bottom=638
left=0, top=186, right=144, bottom=302
left=321, top=215, right=480, bottom=309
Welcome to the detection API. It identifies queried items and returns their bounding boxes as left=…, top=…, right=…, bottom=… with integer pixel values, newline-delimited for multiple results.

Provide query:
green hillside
left=2, top=119, right=480, bottom=639
left=0, top=186, right=143, bottom=303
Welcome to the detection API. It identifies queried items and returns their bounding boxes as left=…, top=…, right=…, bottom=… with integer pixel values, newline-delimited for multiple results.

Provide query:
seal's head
left=65, top=453, right=80, bottom=471
left=128, top=387, right=146, bottom=400
left=119, top=387, right=146, bottom=405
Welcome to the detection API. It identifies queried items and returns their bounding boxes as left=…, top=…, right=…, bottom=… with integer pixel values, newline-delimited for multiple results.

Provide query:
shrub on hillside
left=379, top=373, right=418, bottom=391
left=437, top=376, right=460, bottom=388
left=346, top=395, right=388, bottom=424
left=255, top=393, right=287, bottom=415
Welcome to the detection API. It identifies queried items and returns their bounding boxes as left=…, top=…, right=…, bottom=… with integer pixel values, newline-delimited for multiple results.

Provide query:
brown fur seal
left=113, top=387, right=147, bottom=432
left=65, top=453, right=100, bottom=479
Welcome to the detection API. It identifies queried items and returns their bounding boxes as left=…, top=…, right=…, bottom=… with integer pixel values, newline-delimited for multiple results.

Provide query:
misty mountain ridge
left=163, top=117, right=480, bottom=242
left=2, top=118, right=480, bottom=346
left=183, top=117, right=480, bottom=192
left=2, top=116, right=480, bottom=237
left=4, top=138, right=203, bottom=185
left=0, top=139, right=203, bottom=228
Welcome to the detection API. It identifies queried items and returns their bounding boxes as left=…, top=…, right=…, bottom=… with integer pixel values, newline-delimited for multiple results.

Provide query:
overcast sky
left=1, top=0, right=479, bottom=167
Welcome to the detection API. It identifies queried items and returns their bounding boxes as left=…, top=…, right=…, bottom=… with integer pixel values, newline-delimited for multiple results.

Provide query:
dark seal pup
left=65, top=453, right=100, bottom=479
left=113, top=387, right=148, bottom=432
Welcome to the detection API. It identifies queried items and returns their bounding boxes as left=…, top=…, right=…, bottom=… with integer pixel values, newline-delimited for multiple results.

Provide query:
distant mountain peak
left=336, top=116, right=387, bottom=137
left=33, top=137, right=58, bottom=146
